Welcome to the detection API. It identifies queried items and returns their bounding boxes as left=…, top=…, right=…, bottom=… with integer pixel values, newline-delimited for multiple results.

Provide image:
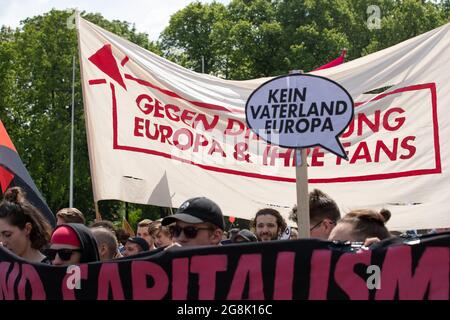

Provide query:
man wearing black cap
left=162, top=197, right=224, bottom=247
left=232, top=229, right=258, bottom=243
left=123, top=237, right=150, bottom=257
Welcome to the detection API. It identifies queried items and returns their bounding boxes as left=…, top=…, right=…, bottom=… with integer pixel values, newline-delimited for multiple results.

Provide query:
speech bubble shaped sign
left=245, top=74, right=354, bottom=159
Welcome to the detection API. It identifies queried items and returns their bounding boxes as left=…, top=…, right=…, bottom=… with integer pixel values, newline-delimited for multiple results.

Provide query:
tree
left=0, top=27, right=17, bottom=133
left=160, top=0, right=287, bottom=79
left=0, top=9, right=161, bottom=223
left=161, top=0, right=449, bottom=77
left=160, top=1, right=227, bottom=74
left=216, top=0, right=287, bottom=79
left=363, top=0, right=445, bottom=55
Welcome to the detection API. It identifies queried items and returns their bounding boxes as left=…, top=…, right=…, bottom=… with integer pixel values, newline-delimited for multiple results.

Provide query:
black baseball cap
left=232, top=229, right=257, bottom=243
left=126, top=237, right=149, bottom=252
left=162, top=197, right=225, bottom=230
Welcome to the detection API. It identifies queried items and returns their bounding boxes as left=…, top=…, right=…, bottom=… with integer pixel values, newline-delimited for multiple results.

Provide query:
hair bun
left=3, top=187, right=25, bottom=204
left=309, top=189, right=327, bottom=201
left=379, top=209, right=391, bottom=223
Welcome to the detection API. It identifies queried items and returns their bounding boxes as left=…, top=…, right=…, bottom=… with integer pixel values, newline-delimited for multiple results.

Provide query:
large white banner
left=77, top=15, right=450, bottom=230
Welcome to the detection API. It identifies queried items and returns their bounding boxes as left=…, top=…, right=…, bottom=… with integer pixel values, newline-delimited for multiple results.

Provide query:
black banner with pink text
left=0, top=233, right=449, bottom=300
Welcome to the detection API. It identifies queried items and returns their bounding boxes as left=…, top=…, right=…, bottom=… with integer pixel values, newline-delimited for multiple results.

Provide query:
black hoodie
left=53, top=223, right=100, bottom=263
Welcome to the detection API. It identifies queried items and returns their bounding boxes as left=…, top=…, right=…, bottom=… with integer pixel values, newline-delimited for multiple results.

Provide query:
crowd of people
left=0, top=186, right=448, bottom=266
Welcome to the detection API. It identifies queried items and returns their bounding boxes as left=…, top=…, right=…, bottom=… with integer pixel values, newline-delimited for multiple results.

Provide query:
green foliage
left=160, top=1, right=227, bottom=73
left=127, top=209, right=142, bottom=231
left=161, top=0, right=449, bottom=75
left=363, top=0, right=446, bottom=55
left=0, top=9, right=161, bottom=224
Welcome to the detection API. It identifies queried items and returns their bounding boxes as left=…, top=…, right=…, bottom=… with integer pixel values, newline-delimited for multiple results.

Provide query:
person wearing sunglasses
left=162, top=197, right=224, bottom=247
left=289, top=189, right=341, bottom=239
left=47, top=223, right=99, bottom=265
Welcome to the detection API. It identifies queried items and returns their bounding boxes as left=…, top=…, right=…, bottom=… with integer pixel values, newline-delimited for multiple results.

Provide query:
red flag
left=312, top=49, right=347, bottom=71
left=0, top=120, right=55, bottom=227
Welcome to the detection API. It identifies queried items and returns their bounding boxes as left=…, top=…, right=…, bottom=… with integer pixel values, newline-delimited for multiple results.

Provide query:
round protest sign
left=245, top=74, right=354, bottom=159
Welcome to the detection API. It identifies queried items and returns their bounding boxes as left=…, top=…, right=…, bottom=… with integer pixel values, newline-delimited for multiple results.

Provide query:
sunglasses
left=44, top=248, right=82, bottom=261
left=310, top=220, right=336, bottom=231
left=169, top=225, right=211, bottom=239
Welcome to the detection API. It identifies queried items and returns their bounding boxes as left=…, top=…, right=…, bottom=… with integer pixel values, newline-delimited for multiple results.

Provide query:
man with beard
left=251, top=208, right=287, bottom=242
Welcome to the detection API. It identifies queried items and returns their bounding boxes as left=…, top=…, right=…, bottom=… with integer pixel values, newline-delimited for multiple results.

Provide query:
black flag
left=0, top=120, right=55, bottom=227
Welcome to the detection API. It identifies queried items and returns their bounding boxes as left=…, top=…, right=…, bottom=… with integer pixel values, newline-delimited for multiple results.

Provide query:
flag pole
left=74, top=11, right=101, bottom=215
left=69, top=55, right=75, bottom=207
left=94, top=201, right=102, bottom=221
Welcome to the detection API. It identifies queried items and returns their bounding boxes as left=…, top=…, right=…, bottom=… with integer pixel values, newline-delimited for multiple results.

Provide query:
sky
left=0, top=0, right=231, bottom=40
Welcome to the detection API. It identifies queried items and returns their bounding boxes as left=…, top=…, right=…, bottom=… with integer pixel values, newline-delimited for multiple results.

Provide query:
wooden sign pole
left=290, top=70, right=310, bottom=238
left=295, top=148, right=310, bottom=238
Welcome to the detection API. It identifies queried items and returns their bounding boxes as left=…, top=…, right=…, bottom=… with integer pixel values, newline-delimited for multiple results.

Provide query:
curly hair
left=0, top=187, right=52, bottom=249
left=251, top=208, right=287, bottom=235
